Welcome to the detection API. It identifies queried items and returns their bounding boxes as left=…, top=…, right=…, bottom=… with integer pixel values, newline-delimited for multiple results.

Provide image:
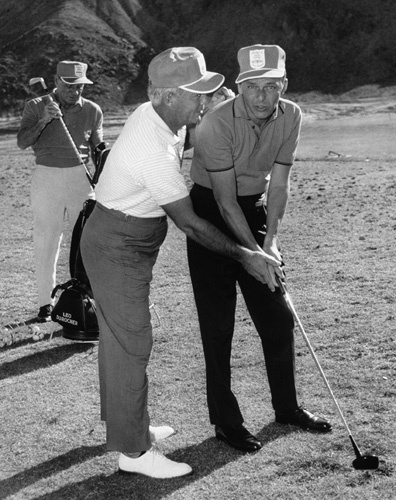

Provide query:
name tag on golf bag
left=51, top=279, right=99, bottom=342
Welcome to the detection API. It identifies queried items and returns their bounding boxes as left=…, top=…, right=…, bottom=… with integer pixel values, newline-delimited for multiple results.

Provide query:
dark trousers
left=187, top=184, right=299, bottom=427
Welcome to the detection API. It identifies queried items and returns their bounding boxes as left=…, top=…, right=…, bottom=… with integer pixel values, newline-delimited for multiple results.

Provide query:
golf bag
left=69, top=198, right=96, bottom=286
left=51, top=142, right=110, bottom=341
left=51, top=278, right=98, bottom=341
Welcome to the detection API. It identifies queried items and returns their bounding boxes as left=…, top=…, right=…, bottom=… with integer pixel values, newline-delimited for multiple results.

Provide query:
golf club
left=276, top=276, right=379, bottom=470
left=29, top=77, right=48, bottom=91
left=28, top=77, right=94, bottom=187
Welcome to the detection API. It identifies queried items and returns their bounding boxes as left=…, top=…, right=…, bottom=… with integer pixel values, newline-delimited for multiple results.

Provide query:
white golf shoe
left=149, top=425, right=175, bottom=443
left=119, top=448, right=193, bottom=478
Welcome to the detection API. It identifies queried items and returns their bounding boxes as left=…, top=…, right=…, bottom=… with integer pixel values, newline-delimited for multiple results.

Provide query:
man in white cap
left=80, top=47, right=281, bottom=478
left=187, top=44, right=332, bottom=452
left=17, top=61, right=103, bottom=320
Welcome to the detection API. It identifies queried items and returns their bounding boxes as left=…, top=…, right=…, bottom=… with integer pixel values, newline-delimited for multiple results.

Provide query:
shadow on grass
left=0, top=424, right=293, bottom=500
left=0, top=342, right=94, bottom=381
left=0, top=444, right=106, bottom=498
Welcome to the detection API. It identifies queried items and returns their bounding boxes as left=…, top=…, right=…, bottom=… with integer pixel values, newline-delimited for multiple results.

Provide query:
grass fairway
left=0, top=96, right=395, bottom=499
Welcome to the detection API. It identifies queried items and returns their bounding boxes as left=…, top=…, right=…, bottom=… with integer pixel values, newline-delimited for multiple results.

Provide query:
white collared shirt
left=95, top=102, right=189, bottom=217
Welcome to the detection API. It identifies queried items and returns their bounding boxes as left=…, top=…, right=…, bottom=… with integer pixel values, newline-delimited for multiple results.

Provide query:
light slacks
left=80, top=202, right=168, bottom=453
left=30, top=165, right=93, bottom=306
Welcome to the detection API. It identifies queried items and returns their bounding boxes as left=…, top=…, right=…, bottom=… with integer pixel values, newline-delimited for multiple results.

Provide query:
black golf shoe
left=275, top=407, right=332, bottom=433
left=37, top=304, right=53, bottom=322
left=215, top=424, right=263, bottom=452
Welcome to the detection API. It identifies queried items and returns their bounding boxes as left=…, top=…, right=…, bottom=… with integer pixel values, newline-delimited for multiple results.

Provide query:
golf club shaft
left=59, top=116, right=94, bottom=186
left=48, top=96, right=95, bottom=187
left=277, top=278, right=362, bottom=456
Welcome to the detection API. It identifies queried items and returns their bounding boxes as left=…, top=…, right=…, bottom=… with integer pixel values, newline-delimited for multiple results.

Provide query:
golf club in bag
left=28, top=77, right=110, bottom=341
left=276, top=276, right=379, bottom=470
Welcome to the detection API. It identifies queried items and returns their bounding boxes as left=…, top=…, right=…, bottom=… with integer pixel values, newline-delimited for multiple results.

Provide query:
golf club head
left=28, top=77, right=47, bottom=90
left=352, top=454, right=379, bottom=470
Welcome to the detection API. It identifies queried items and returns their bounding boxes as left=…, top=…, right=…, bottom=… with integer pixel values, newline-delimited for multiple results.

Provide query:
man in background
left=187, top=44, right=332, bottom=452
left=17, top=61, right=103, bottom=320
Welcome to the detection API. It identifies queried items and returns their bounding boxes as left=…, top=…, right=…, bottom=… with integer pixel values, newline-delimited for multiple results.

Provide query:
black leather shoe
left=275, top=407, right=332, bottom=433
left=37, top=304, right=53, bottom=322
left=215, top=424, right=262, bottom=452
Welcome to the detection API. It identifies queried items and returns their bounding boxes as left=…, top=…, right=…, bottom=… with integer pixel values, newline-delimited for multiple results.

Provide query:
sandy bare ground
left=0, top=86, right=395, bottom=499
left=1, top=83, right=395, bottom=321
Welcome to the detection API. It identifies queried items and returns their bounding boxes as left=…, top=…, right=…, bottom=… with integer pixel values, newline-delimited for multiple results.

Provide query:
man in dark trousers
left=187, top=44, right=332, bottom=452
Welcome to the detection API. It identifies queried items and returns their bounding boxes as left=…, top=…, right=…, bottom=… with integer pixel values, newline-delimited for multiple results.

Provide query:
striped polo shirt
left=191, top=94, right=302, bottom=196
left=95, top=102, right=189, bottom=218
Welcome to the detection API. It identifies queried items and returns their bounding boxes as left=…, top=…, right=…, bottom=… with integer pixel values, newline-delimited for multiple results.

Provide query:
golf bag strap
left=51, top=278, right=95, bottom=302
left=51, top=279, right=74, bottom=298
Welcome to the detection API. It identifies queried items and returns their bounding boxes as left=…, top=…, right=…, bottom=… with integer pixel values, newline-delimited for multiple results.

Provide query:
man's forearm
left=264, top=186, right=289, bottom=246
left=163, top=196, right=280, bottom=286
left=17, top=118, right=50, bottom=149
left=183, top=214, right=248, bottom=262
left=183, top=214, right=280, bottom=288
left=217, top=202, right=261, bottom=252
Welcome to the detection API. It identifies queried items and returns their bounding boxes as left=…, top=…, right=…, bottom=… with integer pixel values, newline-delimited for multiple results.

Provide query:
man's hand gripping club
left=240, top=246, right=282, bottom=291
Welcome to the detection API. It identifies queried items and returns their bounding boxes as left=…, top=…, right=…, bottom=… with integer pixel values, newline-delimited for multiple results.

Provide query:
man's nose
left=256, top=89, right=268, bottom=101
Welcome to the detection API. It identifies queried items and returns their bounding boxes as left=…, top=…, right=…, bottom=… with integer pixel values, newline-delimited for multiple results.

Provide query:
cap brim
left=59, top=77, right=93, bottom=85
left=179, top=72, right=225, bottom=94
left=235, top=68, right=285, bottom=84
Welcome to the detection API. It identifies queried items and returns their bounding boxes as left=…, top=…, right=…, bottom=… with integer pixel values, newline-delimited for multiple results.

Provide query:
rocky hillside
left=1, top=0, right=396, bottom=114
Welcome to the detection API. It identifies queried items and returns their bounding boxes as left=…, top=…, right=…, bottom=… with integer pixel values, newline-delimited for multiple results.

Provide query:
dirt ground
left=0, top=85, right=395, bottom=499
left=1, top=84, right=396, bottom=322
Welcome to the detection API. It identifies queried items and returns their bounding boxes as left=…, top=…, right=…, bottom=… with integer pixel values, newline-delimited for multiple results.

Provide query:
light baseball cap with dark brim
left=235, top=44, right=286, bottom=84
left=57, top=61, right=93, bottom=85
left=148, top=47, right=225, bottom=94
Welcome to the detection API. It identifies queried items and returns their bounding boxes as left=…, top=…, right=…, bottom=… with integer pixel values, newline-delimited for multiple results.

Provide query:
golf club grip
left=277, top=277, right=357, bottom=440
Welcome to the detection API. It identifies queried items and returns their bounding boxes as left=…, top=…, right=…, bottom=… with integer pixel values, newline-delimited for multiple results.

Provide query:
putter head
left=352, top=454, right=379, bottom=470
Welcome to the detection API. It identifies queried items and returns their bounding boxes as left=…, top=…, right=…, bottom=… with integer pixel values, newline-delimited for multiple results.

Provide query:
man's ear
left=282, top=78, right=288, bottom=94
left=165, top=90, right=175, bottom=107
